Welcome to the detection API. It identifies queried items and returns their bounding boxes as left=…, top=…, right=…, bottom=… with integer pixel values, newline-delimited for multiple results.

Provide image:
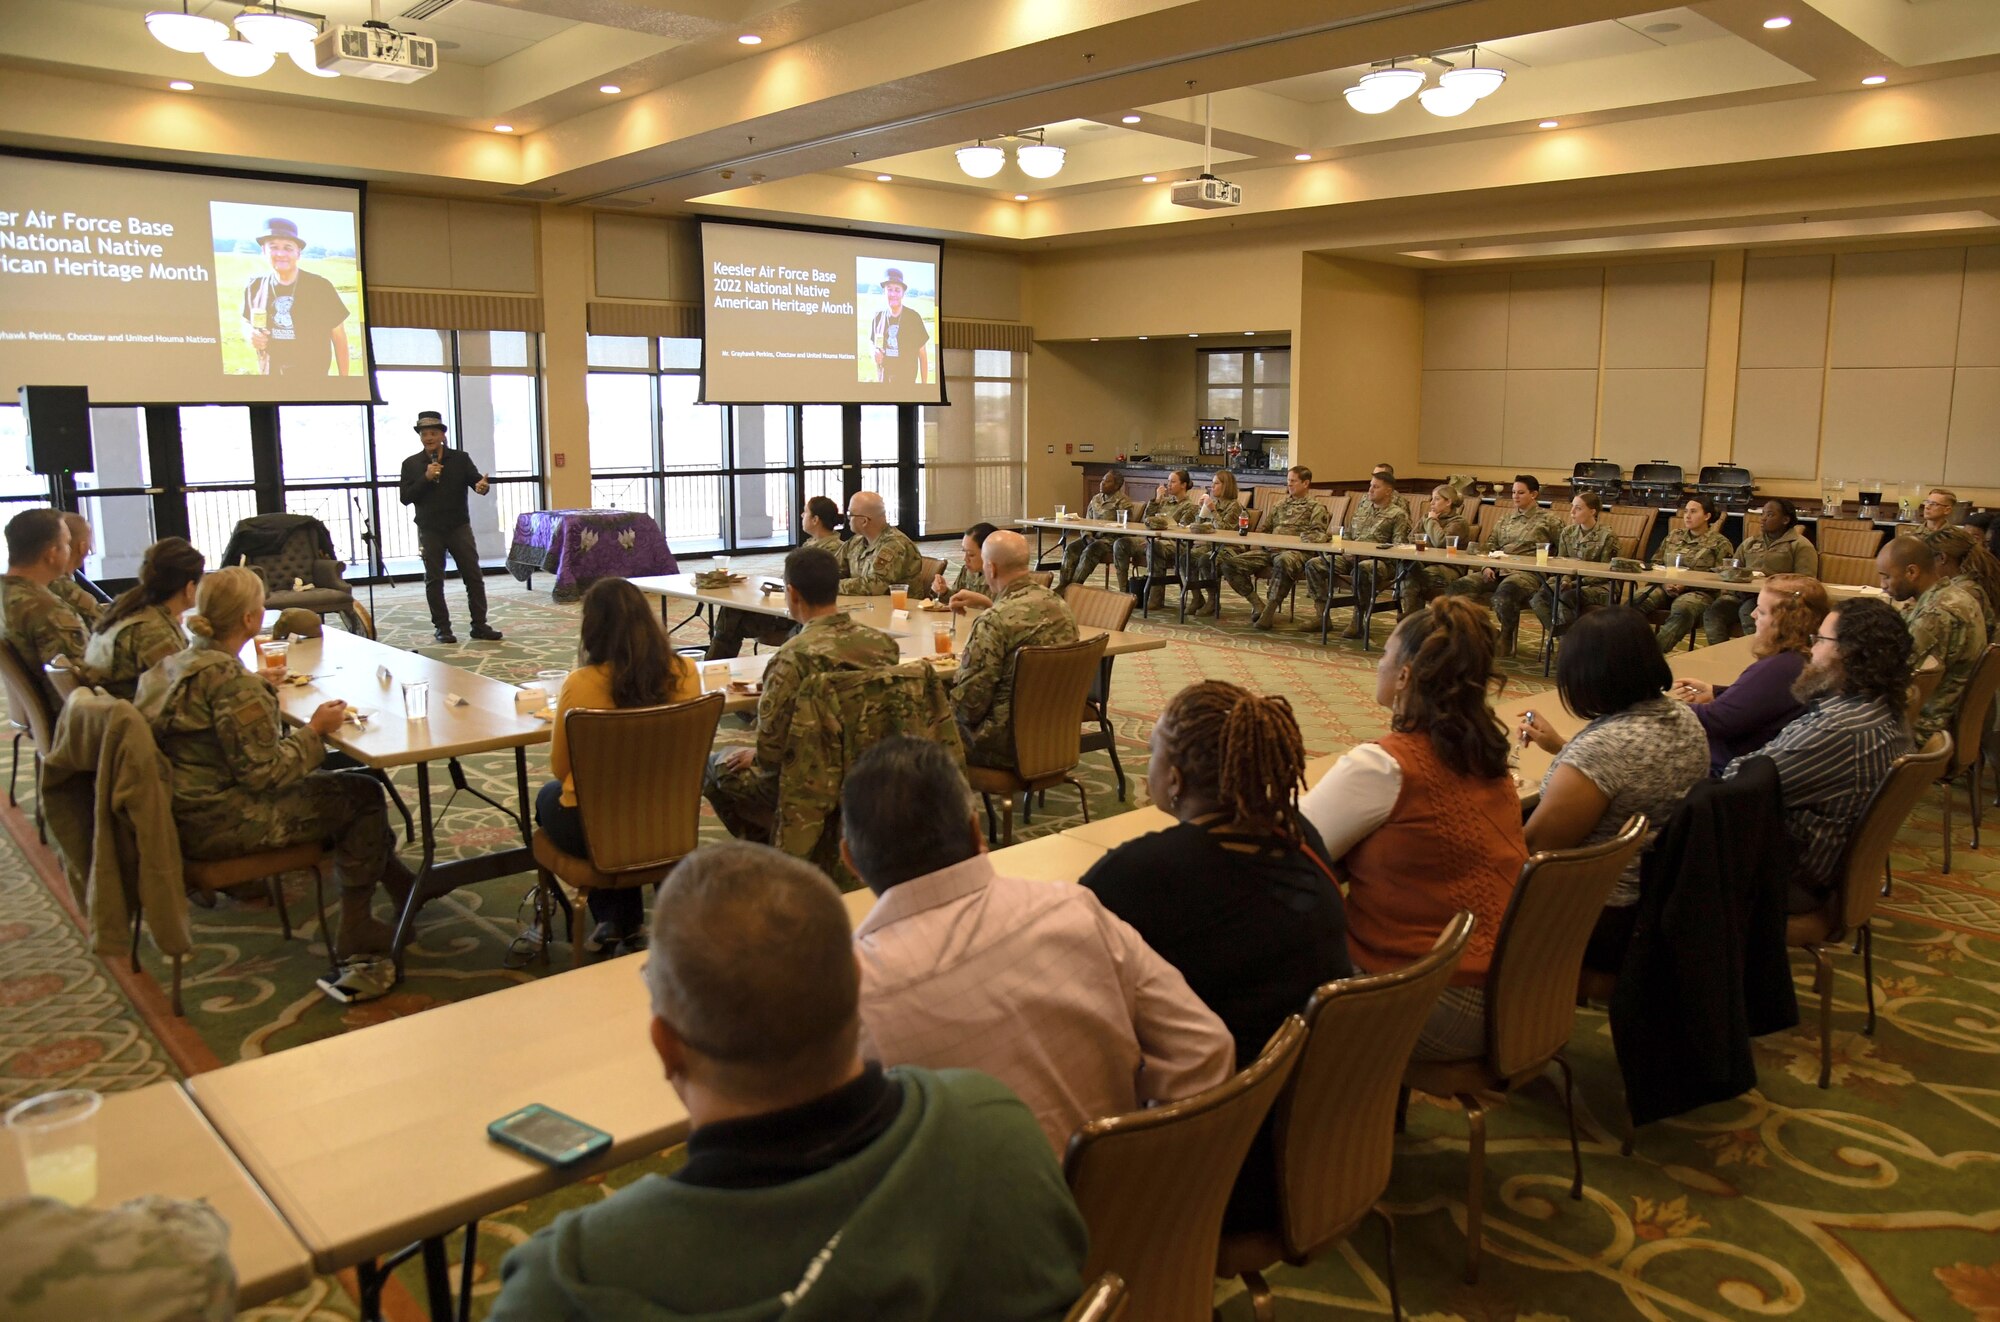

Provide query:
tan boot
left=1254, top=595, right=1281, bottom=630
left=1114, top=566, right=1129, bottom=594
left=1188, top=588, right=1209, bottom=613
left=1340, top=612, right=1364, bottom=639
left=1146, top=583, right=1166, bottom=610
left=338, top=888, right=395, bottom=957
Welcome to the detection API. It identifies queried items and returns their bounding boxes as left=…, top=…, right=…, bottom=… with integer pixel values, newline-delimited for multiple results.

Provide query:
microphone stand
left=353, top=494, right=379, bottom=631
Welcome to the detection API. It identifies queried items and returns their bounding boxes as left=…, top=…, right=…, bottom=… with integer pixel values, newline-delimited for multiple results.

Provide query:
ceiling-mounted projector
left=1171, top=174, right=1241, bottom=210
left=312, top=23, right=438, bottom=82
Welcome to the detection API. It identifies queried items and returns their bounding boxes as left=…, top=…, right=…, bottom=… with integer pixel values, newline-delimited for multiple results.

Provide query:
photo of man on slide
left=209, top=203, right=363, bottom=377
left=857, top=260, right=934, bottom=385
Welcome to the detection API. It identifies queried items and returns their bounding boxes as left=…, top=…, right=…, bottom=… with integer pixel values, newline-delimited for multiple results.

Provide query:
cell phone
left=488, top=1104, right=612, bottom=1167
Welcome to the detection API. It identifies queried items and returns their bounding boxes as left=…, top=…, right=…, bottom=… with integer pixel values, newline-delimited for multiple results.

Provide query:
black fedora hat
left=414, top=410, right=448, bottom=433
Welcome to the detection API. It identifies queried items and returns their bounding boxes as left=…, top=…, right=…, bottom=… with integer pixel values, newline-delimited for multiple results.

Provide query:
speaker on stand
left=17, top=385, right=95, bottom=512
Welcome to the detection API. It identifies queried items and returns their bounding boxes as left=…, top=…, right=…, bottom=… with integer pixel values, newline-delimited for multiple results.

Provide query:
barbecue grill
left=1694, top=464, right=1757, bottom=513
left=1626, top=461, right=1687, bottom=508
left=1571, top=459, right=1623, bottom=502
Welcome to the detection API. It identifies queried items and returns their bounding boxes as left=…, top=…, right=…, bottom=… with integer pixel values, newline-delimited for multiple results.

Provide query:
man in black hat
left=866, top=267, right=929, bottom=385
left=237, top=216, right=351, bottom=377
left=398, top=411, right=501, bottom=644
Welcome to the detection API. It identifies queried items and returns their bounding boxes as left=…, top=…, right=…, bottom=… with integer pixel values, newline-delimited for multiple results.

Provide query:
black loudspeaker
left=17, top=386, right=94, bottom=475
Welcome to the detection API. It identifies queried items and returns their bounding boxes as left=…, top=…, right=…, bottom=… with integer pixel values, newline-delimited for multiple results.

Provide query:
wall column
left=538, top=204, right=593, bottom=510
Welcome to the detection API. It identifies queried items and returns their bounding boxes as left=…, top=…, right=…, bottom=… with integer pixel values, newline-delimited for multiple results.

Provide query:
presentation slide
left=701, top=222, right=943, bottom=405
left=0, top=153, right=372, bottom=405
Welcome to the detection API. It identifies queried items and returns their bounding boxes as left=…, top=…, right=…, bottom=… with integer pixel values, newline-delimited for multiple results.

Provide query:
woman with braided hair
left=1082, top=679, right=1351, bottom=1229
left=1932, top=525, right=2000, bottom=634
left=1301, top=596, right=1527, bottom=1060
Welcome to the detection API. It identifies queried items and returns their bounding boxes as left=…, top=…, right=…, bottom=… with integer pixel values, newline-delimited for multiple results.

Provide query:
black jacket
left=219, top=513, right=338, bottom=568
left=1610, top=756, right=1799, bottom=1127
left=398, top=446, right=487, bottom=534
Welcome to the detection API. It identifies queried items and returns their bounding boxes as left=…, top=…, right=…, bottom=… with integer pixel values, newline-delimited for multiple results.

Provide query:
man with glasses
left=1877, top=534, right=1988, bottom=742
left=1918, top=489, right=1960, bottom=542
left=1723, top=597, right=1912, bottom=913
left=839, top=491, right=922, bottom=595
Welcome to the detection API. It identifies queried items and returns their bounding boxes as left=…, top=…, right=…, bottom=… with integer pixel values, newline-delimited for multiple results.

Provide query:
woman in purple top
left=1674, top=574, right=1828, bottom=773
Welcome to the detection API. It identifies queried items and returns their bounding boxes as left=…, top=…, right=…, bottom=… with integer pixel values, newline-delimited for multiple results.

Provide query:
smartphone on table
left=488, top=1104, right=612, bottom=1167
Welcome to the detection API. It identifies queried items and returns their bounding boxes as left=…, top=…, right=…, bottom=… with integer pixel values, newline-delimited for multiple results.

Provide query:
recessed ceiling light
left=168, top=79, right=194, bottom=91
left=599, top=84, right=621, bottom=94
left=1762, top=15, right=1791, bottom=29
left=1138, top=335, right=1148, bottom=340
left=494, top=124, right=514, bottom=132
left=1294, top=152, right=1312, bottom=161
left=1861, top=74, right=1887, bottom=85
left=1014, top=193, right=1028, bottom=201
left=1141, top=174, right=1158, bottom=183
left=1090, top=337, right=1100, bottom=342
left=1539, top=119, right=1559, bottom=129
left=1121, top=114, right=1141, bottom=124
left=876, top=174, right=892, bottom=182
left=1244, top=331, right=1255, bottom=336
left=1187, top=332, right=1198, bottom=338
left=737, top=33, right=761, bottom=45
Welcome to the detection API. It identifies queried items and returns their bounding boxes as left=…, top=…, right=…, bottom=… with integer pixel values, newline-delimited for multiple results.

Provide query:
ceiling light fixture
left=1762, top=16, right=1792, bottom=29
left=1417, top=85, right=1476, bottom=117
left=737, top=34, right=762, bottom=45
left=234, top=5, right=317, bottom=51
left=1013, top=193, right=1029, bottom=201
left=1138, top=335, right=1149, bottom=340
left=599, top=84, right=621, bottom=94
left=875, top=174, right=892, bottom=182
left=1343, top=65, right=1421, bottom=114
left=1014, top=130, right=1066, bottom=179
left=493, top=123, right=514, bottom=132
left=1121, top=114, right=1141, bottom=124
left=955, top=141, right=1005, bottom=178
left=1244, top=331, right=1255, bottom=335
left=1861, top=74, right=1887, bottom=85
left=1141, top=174, right=1158, bottom=183
left=169, top=79, right=195, bottom=90
left=205, top=32, right=277, bottom=77
left=289, top=46, right=336, bottom=76
left=1539, top=119, right=1559, bottom=128
left=1342, top=46, right=1508, bottom=117
left=1187, top=332, right=1198, bottom=338
left=1294, top=152, right=1312, bottom=161
left=145, top=2, right=228, bottom=53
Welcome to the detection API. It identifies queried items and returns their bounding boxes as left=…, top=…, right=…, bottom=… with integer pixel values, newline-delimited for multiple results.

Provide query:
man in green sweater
left=490, top=840, right=1088, bottom=1322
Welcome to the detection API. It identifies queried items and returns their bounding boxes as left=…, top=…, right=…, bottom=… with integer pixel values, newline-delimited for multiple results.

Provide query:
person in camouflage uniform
left=705, top=546, right=900, bottom=841
left=1530, top=492, right=1620, bottom=637
left=1709, top=498, right=1818, bottom=641
left=1402, top=485, right=1473, bottom=616
left=52, top=513, right=105, bottom=628
left=839, top=490, right=923, bottom=595
left=1184, top=471, right=1245, bottom=614
left=83, top=536, right=204, bottom=701
left=937, top=522, right=997, bottom=605
left=1111, top=469, right=1198, bottom=607
left=1918, top=488, right=1959, bottom=539
left=1928, top=525, right=2000, bottom=635
left=135, top=567, right=406, bottom=956
left=1219, top=466, right=1331, bottom=630
left=1, top=509, right=89, bottom=716
left=1879, top=535, right=1990, bottom=742
left=954, top=530, right=1080, bottom=767
left=706, top=496, right=847, bottom=660
left=0, top=1193, right=234, bottom=1322
left=1446, top=475, right=1565, bottom=655
left=1306, top=473, right=1410, bottom=638
left=1056, top=471, right=1137, bottom=590
left=1631, top=495, right=1735, bottom=653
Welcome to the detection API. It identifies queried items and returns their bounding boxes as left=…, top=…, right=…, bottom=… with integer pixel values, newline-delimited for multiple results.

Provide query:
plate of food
left=727, top=680, right=763, bottom=696
left=918, top=600, right=953, bottom=613
left=925, top=655, right=960, bottom=674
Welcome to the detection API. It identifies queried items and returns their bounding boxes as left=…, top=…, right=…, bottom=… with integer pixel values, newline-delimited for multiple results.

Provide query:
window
left=1199, top=348, right=1289, bottom=432
left=920, top=349, right=1024, bottom=534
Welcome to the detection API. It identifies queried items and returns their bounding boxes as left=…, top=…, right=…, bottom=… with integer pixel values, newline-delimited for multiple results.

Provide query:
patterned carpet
left=1, top=552, right=1996, bottom=1321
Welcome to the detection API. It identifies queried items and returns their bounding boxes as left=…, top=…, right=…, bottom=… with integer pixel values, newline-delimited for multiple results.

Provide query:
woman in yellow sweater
left=536, top=578, right=701, bottom=953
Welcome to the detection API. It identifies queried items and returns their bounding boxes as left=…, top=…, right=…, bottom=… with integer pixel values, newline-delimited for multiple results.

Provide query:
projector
left=312, top=23, right=439, bottom=82
left=1170, top=174, right=1241, bottom=210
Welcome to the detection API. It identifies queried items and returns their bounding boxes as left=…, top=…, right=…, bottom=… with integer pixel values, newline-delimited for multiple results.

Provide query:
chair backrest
left=1063, top=583, right=1137, bottom=632
left=1827, top=732, right=1951, bottom=932
left=0, top=640, right=57, bottom=756
left=1009, top=633, right=1109, bottom=782
left=1065, top=1016, right=1307, bottom=1322
left=1819, top=553, right=1880, bottom=587
left=45, top=658, right=81, bottom=704
left=1245, top=485, right=1286, bottom=512
left=1818, top=523, right=1884, bottom=559
left=1474, top=502, right=1504, bottom=547
left=915, top=555, right=946, bottom=599
left=1906, top=656, right=1944, bottom=726
left=1063, top=1274, right=1128, bottom=1322
left=1314, top=491, right=1353, bottom=532
left=1241, top=505, right=1264, bottom=533
left=1606, top=506, right=1657, bottom=559
left=567, top=691, right=724, bottom=873
left=1459, top=494, right=1482, bottom=529
left=1485, top=816, right=1648, bottom=1079
left=1950, top=645, right=2000, bottom=773
left=1271, top=912, right=1474, bottom=1259
left=1125, top=479, right=1161, bottom=506
left=1401, top=493, right=1428, bottom=530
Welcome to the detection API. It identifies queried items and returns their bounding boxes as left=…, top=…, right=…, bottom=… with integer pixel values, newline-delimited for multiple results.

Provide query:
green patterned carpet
left=2, top=555, right=1997, bottom=1321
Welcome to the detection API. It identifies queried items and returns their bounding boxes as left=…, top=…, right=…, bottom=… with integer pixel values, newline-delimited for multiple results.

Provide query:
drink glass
left=701, top=661, right=730, bottom=693
left=1536, top=542, right=1551, bottom=566
left=6, top=1089, right=101, bottom=1207
left=1054, top=504, right=1067, bottom=521
left=1670, top=554, right=1686, bottom=575
left=1446, top=536, right=1461, bottom=556
left=258, top=638, right=289, bottom=677
left=536, top=669, right=568, bottom=708
left=932, top=623, right=954, bottom=655
left=889, top=586, right=909, bottom=611
left=1116, top=510, right=1128, bottom=528
left=714, top=555, right=732, bottom=574
left=401, top=680, right=429, bottom=720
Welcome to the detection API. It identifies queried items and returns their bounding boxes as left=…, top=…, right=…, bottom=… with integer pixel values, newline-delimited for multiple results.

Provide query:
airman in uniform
left=839, top=491, right=923, bottom=595
left=1530, top=492, right=1620, bottom=637
left=1, top=509, right=89, bottom=715
left=1057, top=472, right=1137, bottom=589
left=1219, top=466, right=1330, bottom=630
left=1631, top=495, right=1735, bottom=653
left=1879, top=534, right=1989, bottom=742
left=706, top=496, right=849, bottom=660
left=1446, top=475, right=1565, bottom=655
left=1112, top=470, right=1199, bottom=607
left=1402, top=485, right=1473, bottom=617
left=955, top=531, right=1079, bottom=767
left=1709, top=498, right=1818, bottom=640
left=1184, top=471, right=1245, bottom=614
left=1307, top=474, right=1410, bottom=638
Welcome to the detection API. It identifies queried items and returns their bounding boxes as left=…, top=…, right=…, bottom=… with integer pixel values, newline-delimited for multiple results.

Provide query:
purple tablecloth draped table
left=506, top=509, right=677, bottom=603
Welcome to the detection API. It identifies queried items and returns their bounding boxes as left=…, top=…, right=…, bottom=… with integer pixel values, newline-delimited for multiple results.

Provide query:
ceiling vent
left=401, top=0, right=458, bottom=20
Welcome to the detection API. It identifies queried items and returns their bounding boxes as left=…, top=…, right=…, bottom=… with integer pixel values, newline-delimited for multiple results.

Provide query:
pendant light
left=145, top=1, right=229, bottom=53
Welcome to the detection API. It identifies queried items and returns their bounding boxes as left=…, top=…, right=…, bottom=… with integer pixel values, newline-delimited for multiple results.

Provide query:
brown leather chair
left=0, top=639, right=58, bottom=843
left=1818, top=553, right=1881, bottom=587
left=966, top=633, right=1108, bottom=844
left=172, top=845, right=326, bottom=1014
left=1066, top=1016, right=1308, bottom=1322
left=1606, top=506, right=1657, bottom=560
left=1402, top=815, right=1647, bottom=1283
left=1314, top=491, right=1354, bottom=534
left=1400, top=493, right=1428, bottom=530
left=532, top=692, right=724, bottom=965
left=1818, top=518, right=1884, bottom=551
left=1790, top=733, right=1951, bottom=1087
left=914, top=554, right=947, bottom=600
left=1905, top=656, right=1944, bottom=726
left=1063, top=585, right=1136, bottom=800
left=1063, top=1274, right=1128, bottom=1322
left=1220, top=912, right=1476, bottom=1322
left=1938, top=645, right=2000, bottom=873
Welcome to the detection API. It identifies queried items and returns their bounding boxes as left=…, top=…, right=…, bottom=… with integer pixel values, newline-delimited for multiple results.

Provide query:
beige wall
left=1024, top=339, right=1197, bottom=511
left=366, top=195, right=540, bottom=294
left=1295, top=255, right=1422, bottom=480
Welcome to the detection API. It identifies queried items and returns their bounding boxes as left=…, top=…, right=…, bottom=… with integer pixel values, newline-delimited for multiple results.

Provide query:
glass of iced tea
left=933, top=623, right=953, bottom=655
left=889, top=587, right=909, bottom=611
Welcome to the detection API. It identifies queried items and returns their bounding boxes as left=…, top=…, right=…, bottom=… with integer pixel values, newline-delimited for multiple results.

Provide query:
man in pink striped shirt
left=844, top=737, right=1234, bottom=1154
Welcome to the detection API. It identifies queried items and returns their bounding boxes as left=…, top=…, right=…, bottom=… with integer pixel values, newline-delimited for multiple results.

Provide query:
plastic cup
left=714, top=555, right=732, bottom=574
left=1116, top=510, right=1128, bottom=528
left=402, top=680, right=430, bottom=720
left=889, top=587, right=909, bottom=612
left=1054, top=505, right=1067, bottom=521
left=258, top=638, right=289, bottom=677
left=536, top=669, right=568, bottom=706
left=932, top=623, right=954, bottom=655
left=1447, top=536, right=1461, bottom=555
left=6, top=1089, right=101, bottom=1207
left=1536, top=542, right=1551, bottom=566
